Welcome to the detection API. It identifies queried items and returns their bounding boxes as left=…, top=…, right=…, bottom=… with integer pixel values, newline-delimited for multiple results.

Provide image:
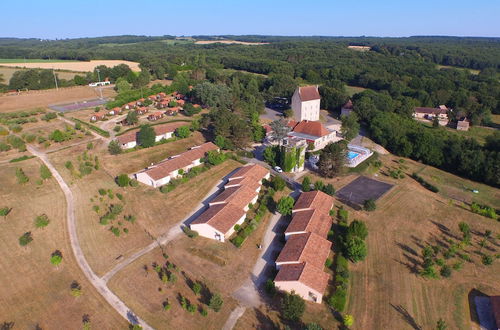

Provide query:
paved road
left=27, top=145, right=153, bottom=330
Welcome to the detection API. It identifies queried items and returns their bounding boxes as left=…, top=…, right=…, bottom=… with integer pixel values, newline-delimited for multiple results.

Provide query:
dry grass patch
left=0, top=59, right=140, bottom=72
left=0, top=158, right=124, bottom=328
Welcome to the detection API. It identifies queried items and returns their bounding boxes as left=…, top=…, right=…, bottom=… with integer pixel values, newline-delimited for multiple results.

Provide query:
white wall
left=122, top=141, right=137, bottom=149
left=190, top=223, right=225, bottom=242
left=274, top=280, right=323, bottom=303
left=291, top=90, right=320, bottom=122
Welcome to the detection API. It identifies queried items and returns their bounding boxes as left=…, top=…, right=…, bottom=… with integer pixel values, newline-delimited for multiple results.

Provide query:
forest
left=0, top=35, right=499, bottom=186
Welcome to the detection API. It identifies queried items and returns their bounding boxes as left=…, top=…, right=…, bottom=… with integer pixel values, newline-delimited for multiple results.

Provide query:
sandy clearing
left=0, top=60, right=141, bottom=72
left=194, top=40, right=268, bottom=45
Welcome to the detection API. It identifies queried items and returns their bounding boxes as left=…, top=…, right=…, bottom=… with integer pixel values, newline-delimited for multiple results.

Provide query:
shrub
left=175, top=126, right=191, bottom=139
left=277, top=196, right=295, bottom=215
left=209, top=293, right=223, bottom=312
left=15, top=167, right=29, bottom=184
left=0, top=142, right=11, bottom=152
left=363, top=199, right=376, bottom=211
left=328, top=288, right=347, bottom=312
left=108, top=140, right=122, bottom=155
left=19, top=232, right=33, bottom=246
left=411, top=173, right=439, bottom=192
left=70, top=281, right=82, bottom=297
left=325, top=258, right=333, bottom=268
left=301, top=176, right=311, bottom=192
left=338, top=208, right=348, bottom=222
left=110, top=226, right=121, bottom=237
left=348, top=220, right=368, bottom=240
left=322, top=183, right=335, bottom=196
left=346, top=236, right=367, bottom=262
left=440, top=265, right=452, bottom=277
left=64, top=161, right=73, bottom=170
left=482, top=255, right=493, bottom=265
left=113, top=126, right=121, bottom=132
left=281, top=291, right=305, bottom=321
left=124, top=215, right=136, bottom=223
left=40, top=164, right=52, bottom=180
left=34, top=214, right=50, bottom=228
left=116, top=174, right=130, bottom=187
left=50, top=250, right=63, bottom=266
left=343, top=314, right=354, bottom=327
left=271, top=175, right=286, bottom=191
left=192, top=282, right=202, bottom=295
left=232, top=235, right=245, bottom=247
left=98, top=188, right=107, bottom=196
left=129, top=179, right=139, bottom=187
left=200, top=308, right=208, bottom=317
left=0, top=206, right=12, bottom=219
left=182, top=226, right=199, bottom=238
left=264, top=279, right=276, bottom=296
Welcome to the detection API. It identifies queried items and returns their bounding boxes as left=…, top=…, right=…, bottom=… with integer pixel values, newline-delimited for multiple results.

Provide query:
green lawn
left=437, top=65, right=480, bottom=75
left=0, top=58, right=73, bottom=63
left=450, top=125, right=496, bottom=144
left=345, top=85, right=367, bottom=96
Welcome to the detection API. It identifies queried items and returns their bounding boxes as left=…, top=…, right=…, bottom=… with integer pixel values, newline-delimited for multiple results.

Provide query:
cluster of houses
left=90, top=90, right=201, bottom=123
left=116, top=122, right=186, bottom=149
left=133, top=142, right=219, bottom=188
left=274, top=190, right=334, bottom=303
left=190, top=164, right=270, bottom=242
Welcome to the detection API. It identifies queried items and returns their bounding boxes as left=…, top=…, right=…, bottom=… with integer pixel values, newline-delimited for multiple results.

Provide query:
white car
left=274, top=166, right=283, bottom=173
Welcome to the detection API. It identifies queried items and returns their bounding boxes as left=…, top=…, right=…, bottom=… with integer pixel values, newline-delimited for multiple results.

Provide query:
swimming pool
left=347, top=151, right=359, bottom=160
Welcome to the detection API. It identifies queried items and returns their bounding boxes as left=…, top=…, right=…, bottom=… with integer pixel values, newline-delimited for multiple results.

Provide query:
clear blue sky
left=2, top=0, right=499, bottom=39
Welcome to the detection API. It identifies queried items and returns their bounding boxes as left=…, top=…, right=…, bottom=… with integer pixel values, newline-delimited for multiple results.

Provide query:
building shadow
left=390, top=303, right=422, bottom=330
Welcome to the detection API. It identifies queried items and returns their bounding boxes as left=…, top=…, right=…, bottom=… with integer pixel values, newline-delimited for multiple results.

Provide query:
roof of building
left=140, top=142, right=218, bottom=181
left=275, top=262, right=329, bottom=294
left=457, top=120, right=469, bottom=128
left=228, top=163, right=269, bottom=182
left=153, top=122, right=185, bottom=136
left=149, top=111, right=163, bottom=117
left=190, top=203, right=246, bottom=233
left=414, top=107, right=448, bottom=115
left=298, top=85, right=321, bottom=101
left=116, top=132, right=136, bottom=145
left=491, top=296, right=500, bottom=330
left=92, top=112, right=106, bottom=118
left=276, top=232, right=331, bottom=269
left=210, top=185, right=259, bottom=209
left=293, top=190, right=334, bottom=215
left=285, top=209, right=331, bottom=238
left=342, top=99, right=353, bottom=110
left=292, top=120, right=331, bottom=138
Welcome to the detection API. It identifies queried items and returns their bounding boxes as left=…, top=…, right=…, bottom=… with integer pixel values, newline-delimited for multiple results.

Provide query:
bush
left=19, top=232, right=33, bottom=246
left=129, top=179, right=139, bottom=187
left=328, top=288, right=347, bottom=312
left=175, top=126, right=191, bottom=139
left=271, top=175, right=286, bottom=191
left=411, top=173, right=439, bottom=193
left=440, top=265, right=452, bottom=277
left=264, top=279, right=276, bottom=296
left=34, top=214, right=50, bottom=228
left=363, top=199, right=376, bottom=211
left=98, top=188, right=107, bottom=196
left=50, top=250, right=63, bottom=266
left=182, top=226, right=199, bottom=238
left=338, top=208, right=348, bottom=222
left=325, top=258, right=333, bottom=268
left=302, top=176, right=311, bottom=192
left=281, top=291, right=305, bottom=321
left=277, top=196, right=295, bottom=215
left=482, top=255, right=493, bottom=265
left=471, top=202, right=498, bottom=220
left=116, top=174, right=130, bottom=187
left=209, top=293, right=223, bottom=312
left=108, top=140, right=122, bottom=155
left=15, top=168, right=29, bottom=184
left=40, top=164, right=52, bottom=180
left=110, top=226, right=121, bottom=237
left=232, top=235, right=245, bottom=247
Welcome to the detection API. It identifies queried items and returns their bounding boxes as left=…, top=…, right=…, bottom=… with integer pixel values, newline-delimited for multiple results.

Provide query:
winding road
left=27, top=145, right=153, bottom=330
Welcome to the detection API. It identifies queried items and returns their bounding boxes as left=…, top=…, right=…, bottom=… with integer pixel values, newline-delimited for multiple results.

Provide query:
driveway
left=261, top=107, right=283, bottom=121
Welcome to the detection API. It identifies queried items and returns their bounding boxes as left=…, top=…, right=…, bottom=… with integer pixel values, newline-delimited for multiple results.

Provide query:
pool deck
left=346, top=145, right=373, bottom=167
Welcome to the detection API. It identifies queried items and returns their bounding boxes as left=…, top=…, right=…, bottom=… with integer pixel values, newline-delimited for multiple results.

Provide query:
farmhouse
left=148, top=112, right=164, bottom=121
left=134, top=142, right=219, bottom=187
left=341, top=99, right=354, bottom=117
left=413, top=105, right=449, bottom=125
left=190, top=164, right=270, bottom=242
left=90, top=112, right=106, bottom=122
left=291, top=85, right=321, bottom=122
left=288, top=120, right=342, bottom=151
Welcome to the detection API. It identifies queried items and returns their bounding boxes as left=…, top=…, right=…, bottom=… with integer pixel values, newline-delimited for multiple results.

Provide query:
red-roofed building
left=90, top=112, right=106, bottom=122
left=292, top=85, right=321, bottom=121
left=148, top=112, right=164, bottom=121
left=135, top=107, right=148, bottom=115
left=275, top=262, right=329, bottom=303
left=288, top=120, right=341, bottom=151
left=413, top=106, right=449, bottom=125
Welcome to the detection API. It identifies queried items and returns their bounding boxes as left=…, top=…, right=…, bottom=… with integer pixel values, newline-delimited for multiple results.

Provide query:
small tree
left=50, top=250, right=63, bottom=266
left=436, top=318, right=447, bottom=330
left=209, top=293, right=223, bottom=312
left=343, top=314, right=354, bottom=327
left=19, top=232, right=33, bottom=246
left=263, top=146, right=278, bottom=167
left=137, top=125, right=156, bottom=148
left=108, top=140, right=122, bottom=155
left=0, top=207, right=12, bottom=220
left=348, top=220, right=368, bottom=240
left=175, top=126, right=191, bottom=139
left=126, top=111, right=138, bottom=125
left=70, top=281, right=82, bottom=297
left=281, top=291, right=305, bottom=322
left=214, top=135, right=226, bottom=149
left=82, top=314, right=91, bottom=330
left=40, top=164, right=52, bottom=180
left=363, top=199, right=376, bottom=211
left=192, top=282, right=202, bottom=295
left=322, top=183, right=335, bottom=196
left=34, top=214, right=50, bottom=228
left=346, top=236, right=367, bottom=262
left=206, top=150, right=226, bottom=165
left=272, top=175, right=286, bottom=191
left=440, top=265, right=452, bottom=278
left=301, top=176, right=311, bottom=192
left=277, top=196, right=295, bottom=216
left=15, top=168, right=29, bottom=184
left=116, top=174, right=130, bottom=187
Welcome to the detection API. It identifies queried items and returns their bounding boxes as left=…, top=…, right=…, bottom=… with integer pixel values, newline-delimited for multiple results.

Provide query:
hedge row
left=411, top=172, right=439, bottom=193
left=71, top=118, right=110, bottom=138
left=471, top=202, right=498, bottom=220
left=327, top=254, right=349, bottom=312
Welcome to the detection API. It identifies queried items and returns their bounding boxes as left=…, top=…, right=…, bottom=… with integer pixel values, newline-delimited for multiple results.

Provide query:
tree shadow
left=254, top=308, right=281, bottom=329
left=395, top=241, right=418, bottom=256
left=390, top=303, right=422, bottom=330
left=468, top=288, right=488, bottom=328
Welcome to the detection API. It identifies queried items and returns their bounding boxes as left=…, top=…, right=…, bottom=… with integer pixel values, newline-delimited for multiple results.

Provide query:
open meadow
left=0, top=158, right=125, bottom=329
left=0, top=59, right=141, bottom=72
left=0, top=66, right=80, bottom=82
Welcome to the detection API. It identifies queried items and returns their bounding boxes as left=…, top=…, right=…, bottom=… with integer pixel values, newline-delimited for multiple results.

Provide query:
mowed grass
left=0, top=158, right=125, bottom=328
left=345, top=85, right=367, bottom=96
left=341, top=154, right=500, bottom=329
left=443, top=125, right=496, bottom=145
left=108, top=195, right=276, bottom=329
left=48, top=139, right=241, bottom=276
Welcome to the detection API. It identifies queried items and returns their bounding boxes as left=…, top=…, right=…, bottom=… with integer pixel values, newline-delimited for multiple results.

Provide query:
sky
left=1, top=0, right=499, bottom=39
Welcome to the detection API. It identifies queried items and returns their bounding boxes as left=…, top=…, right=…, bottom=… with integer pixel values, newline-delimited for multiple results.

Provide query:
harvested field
left=0, top=86, right=116, bottom=112
left=0, top=158, right=125, bottom=328
left=195, top=40, right=269, bottom=45
left=0, top=66, right=80, bottom=82
left=0, top=59, right=140, bottom=72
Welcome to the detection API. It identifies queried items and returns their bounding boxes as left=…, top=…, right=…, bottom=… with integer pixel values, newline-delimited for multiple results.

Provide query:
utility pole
left=52, top=69, right=59, bottom=91
left=95, top=68, right=103, bottom=99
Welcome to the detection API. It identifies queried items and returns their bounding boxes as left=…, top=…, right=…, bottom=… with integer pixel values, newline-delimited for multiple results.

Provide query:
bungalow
left=157, top=92, right=167, bottom=99
left=341, top=99, right=354, bottom=117
left=108, top=107, right=122, bottom=116
left=288, top=120, right=342, bottom=151
left=148, top=111, right=164, bottom=121
left=134, top=142, right=219, bottom=188
left=166, top=107, right=180, bottom=116
left=153, top=122, right=185, bottom=141
left=90, top=112, right=106, bottom=122
left=116, top=132, right=137, bottom=149
left=135, top=107, right=149, bottom=115
left=190, top=163, right=270, bottom=242
left=176, top=99, right=185, bottom=107
left=137, top=98, right=145, bottom=106
left=413, top=105, right=449, bottom=125
left=274, top=262, right=329, bottom=304
left=157, top=100, right=169, bottom=109
left=148, top=95, right=157, bottom=102
left=123, top=101, right=136, bottom=110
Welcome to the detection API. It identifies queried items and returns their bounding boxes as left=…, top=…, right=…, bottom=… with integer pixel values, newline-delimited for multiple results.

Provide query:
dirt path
left=27, top=145, right=153, bottom=330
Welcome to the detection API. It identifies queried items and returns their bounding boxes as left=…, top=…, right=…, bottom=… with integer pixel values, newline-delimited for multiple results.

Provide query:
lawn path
left=27, top=144, right=153, bottom=330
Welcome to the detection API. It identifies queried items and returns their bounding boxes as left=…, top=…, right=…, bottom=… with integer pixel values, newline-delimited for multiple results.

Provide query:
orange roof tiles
left=292, top=120, right=330, bottom=137
left=276, top=232, right=331, bottom=270
left=285, top=209, right=331, bottom=237
left=298, top=85, right=320, bottom=101
left=191, top=203, right=246, bottom=234
left=275, top=262, right=329, bottom=294
left=293, top=190, right=333, bottom=215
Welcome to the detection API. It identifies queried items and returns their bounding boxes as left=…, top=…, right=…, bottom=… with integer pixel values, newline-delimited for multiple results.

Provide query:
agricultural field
left=0, top=59, right=141, bottom=72
left=194, top=40, right=269, bottom=45
left=0, top=66, right=80, bottom=82
left=0, top=86, right=116, bottom=112
left=0, top=158, right=125, bottom=328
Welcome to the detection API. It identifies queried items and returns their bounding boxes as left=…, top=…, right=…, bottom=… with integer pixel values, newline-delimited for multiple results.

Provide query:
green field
left=437, top=65, right=480, bottom=75
left=346, top=85, right=367, bottom=96
left=0, top=58, right=73, bottom=63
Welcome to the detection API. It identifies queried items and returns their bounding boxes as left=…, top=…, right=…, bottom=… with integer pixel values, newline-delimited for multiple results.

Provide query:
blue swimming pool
left=347, top=151, right=359, bottom=160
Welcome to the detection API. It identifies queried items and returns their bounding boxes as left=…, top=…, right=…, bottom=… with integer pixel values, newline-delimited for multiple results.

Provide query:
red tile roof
left=298, top=85, right=320, bottom=101
left=141, top=142, right=218, bottom=181
left=276, top=232, right=331, bottom=269
left=285, top=209, right=331, bottom=237
left=116, top=132, right=136, bottom=145
left=153, top=122, right=185, bottom=136
left=293, top=190, right=334, bottom=215
left=210, top=185, right=258, bottom=209
left=190, top=203, right=246, bottom=234
left=292, top=120, right=330, bottom=137
left=228, top=163, right=269, bottom=182
left=275, top=262, right=329, bottom=294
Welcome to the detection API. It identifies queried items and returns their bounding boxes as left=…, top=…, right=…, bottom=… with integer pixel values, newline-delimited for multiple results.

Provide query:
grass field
left=0, top=158, right=125, bottom=328
left=345, top=85, right=367, bottom=96
left=0, top=66, right=80, bottom=82
left=437, top=65, right=480, bottom=75
left=445, top=125, right=496, bottom=145
left=0, top=60, right=140, bottom=72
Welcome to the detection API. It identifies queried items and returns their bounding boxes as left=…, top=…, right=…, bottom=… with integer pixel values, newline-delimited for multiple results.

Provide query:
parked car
left=274, top=166, right=283, bottom=173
